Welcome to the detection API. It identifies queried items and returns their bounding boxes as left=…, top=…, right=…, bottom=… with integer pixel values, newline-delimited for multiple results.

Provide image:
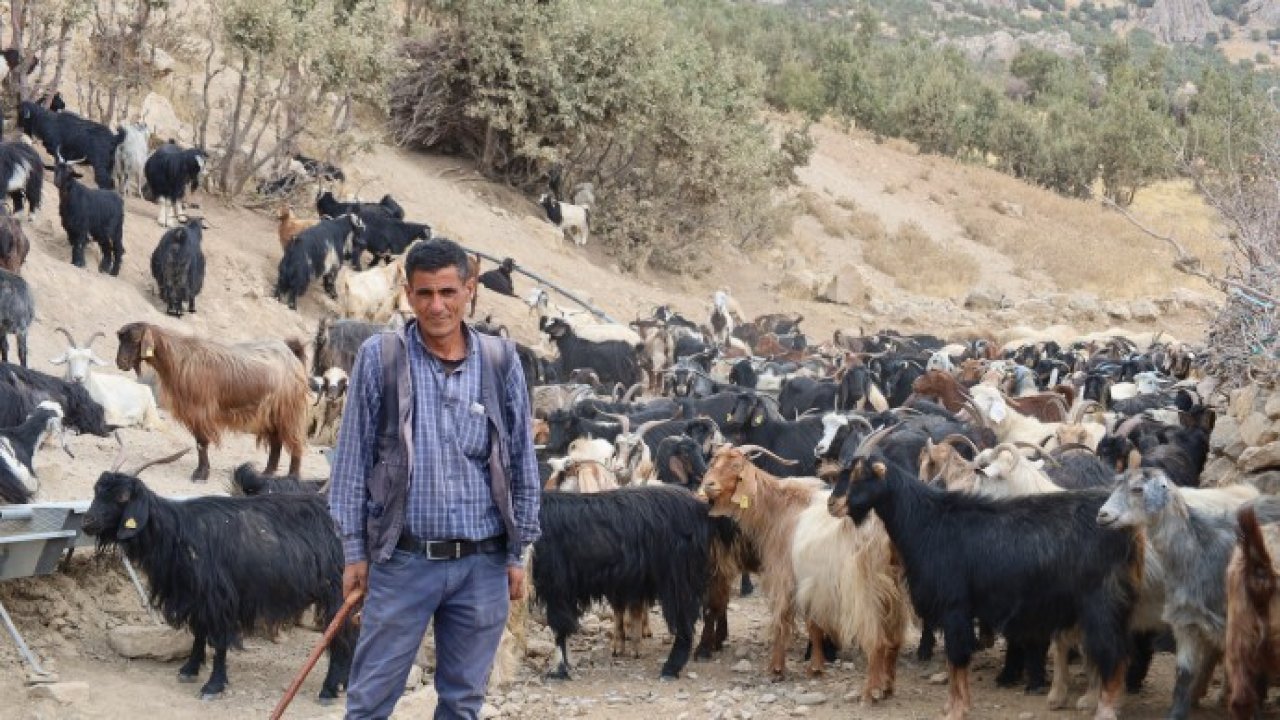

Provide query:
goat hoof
left=199, top=690, right=224, bottom=701
left=544, top=668, right=570, bottom=681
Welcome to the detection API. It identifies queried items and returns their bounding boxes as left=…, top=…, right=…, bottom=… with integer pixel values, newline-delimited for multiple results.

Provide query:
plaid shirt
left=328, top=321, right=541, bottom=566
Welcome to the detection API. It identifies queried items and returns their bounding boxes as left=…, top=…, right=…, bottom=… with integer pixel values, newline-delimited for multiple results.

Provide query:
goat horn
left=734, top=444, right=799, bottom=466
left=599, top=412, right=629, bottom=435
left=938, top=433, right=980, bottom=455
left=853, top=424, right=895, bottom=457
left=125, top=447, right=192, bottom=477
left=53, top=326, right=78, bottom=348
left=84, top=331, right=105, bottom=349
left=622, top=382, right=644, bottom=403
left=632, top=417, right=666, bottom=440
left=1010, top=441, right=1062, bottom=467
left=109, top=431, right=126, bottom=472
left=961, top=399, right=990, bottom=430
left=1053, top=443, right=1096, bottom=455
left=846, top=415, right=874, bottom=432
left=1069, top=399, right=1105, bottom=425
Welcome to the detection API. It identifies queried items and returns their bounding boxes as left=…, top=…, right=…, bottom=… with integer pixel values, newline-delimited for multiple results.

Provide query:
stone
left=26, top=682, right=90, bottom=705
left=1225, top=441, right=1249, bottom=462
left=1241, top=412, right=1278, bottom=448
left=1200, top=456, right=1237, bottom=487
left=779, top=270, right=823, bottom=301
left=994, top=200, right=1024, bottom=218
left=929, top=671, right=949, bottom=684
left=1248, top=470, right=1280, bottom=495
left=1211, top=416, right=1242, bottom=454
left=140, top=92, right=188, bottom=144
left=1265, top=391, right=1280, bottom=420
left=1103, top=302, right=1132, bottom=321
left=480, top=704, right=500, bottom=719
left=733, top=645, right=751, bottom=660
left=733, top=659, right=752, bottom=673
left=526, top=639, right=555, bottom=658
left=391, top=687, right=439, bottom=719
left=1130, top=300, right=1160, bottom=322
left=759, top=693, right=778, bottom=704
left=406, top=664, right=424, bottom=690
left=794, top=692, right=827, bottom=706
left=1241, top=442, right=1280, bottom=473
left=964, top=287, right=1005, bottom=311
left=1232, top=385, right=1261, bottom=423
left=107, top=625, right=192, bottom=661
left=818, top=265, right=865, bottom=305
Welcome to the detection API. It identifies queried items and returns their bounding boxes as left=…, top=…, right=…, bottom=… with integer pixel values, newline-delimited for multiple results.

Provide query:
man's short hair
left=404, top=238, right=471, bottom=282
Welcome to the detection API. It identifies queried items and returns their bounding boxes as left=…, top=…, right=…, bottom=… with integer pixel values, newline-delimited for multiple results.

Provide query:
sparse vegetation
left=862, top=220, right=977, bottom=299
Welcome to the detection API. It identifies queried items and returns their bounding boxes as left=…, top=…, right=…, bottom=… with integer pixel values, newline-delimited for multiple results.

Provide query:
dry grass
left=862, top=221, right=978, bottom=299
left=798, top=191, right=853, bottom=238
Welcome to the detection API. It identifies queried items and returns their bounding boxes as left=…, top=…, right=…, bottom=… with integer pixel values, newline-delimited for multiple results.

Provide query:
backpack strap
left=476, top=331, right=513, bottom=438
left=476, top=330, right=519, bottom=555
left=377, top=331, right=401, bottom=442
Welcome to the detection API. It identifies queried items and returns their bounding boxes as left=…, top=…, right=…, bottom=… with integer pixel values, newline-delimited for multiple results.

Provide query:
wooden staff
left=270, top=590, right=363, bottom=720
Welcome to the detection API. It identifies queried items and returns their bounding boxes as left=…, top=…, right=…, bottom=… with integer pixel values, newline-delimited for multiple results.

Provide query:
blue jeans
left=345, top=549, right=510, bottom=720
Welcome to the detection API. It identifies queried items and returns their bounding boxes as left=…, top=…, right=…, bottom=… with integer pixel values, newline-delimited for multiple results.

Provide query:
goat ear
left=116, top=494, right=149, bottom=540
left=871, top=461, right=887, bottom=479
left=728, top=469, right=757, bottom=510
left=988, top=396, right=1007, bottom=423
left=91, top=354, right=110, bottom=367
left=50, top=353, right=67, bottom=365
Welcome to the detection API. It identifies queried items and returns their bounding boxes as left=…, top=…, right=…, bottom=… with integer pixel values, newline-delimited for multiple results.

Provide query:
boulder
left=1068, top=294, right=1100, bottom=318
left=140, top=92, right=188, bottom=145
left=1200, top=455, right=1237, bottom=487
left=1240, top=441, right=1280, bottom=473
left=1241, top=412, right=1278, bottom=448
left=1231, top=385, right=1261, bottom=423
left=818, top=266, right=864, bottom=305
left=1265, top=390, right=1280, bottom=420
left=778, top=270, right=822, bottom=301
left=964, top=287, right=1005, bottom=311
left=107, top=625, right=192, bottom=661
left=1103, top=302, right=1132, bottom=321
left=1129, top=299, right=1159, bottom=322
left=994, top=200, right=1024, bottom=218
left=1248, top=470, right=1280, bottom=495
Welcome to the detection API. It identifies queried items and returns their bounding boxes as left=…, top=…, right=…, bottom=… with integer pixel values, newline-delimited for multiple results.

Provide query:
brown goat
left=276, top=205, right=316, bottom=251
left=956, top=358, right=988, bottom=386
left=1226, top=502, right=1280, bottom=719
left=115, top=322, right=309, bottom=482
left=700, top=445, right=907, bottom=699
left=0, top=214, right=29, bottom=273
left=913, top=370, right=970, bottom=413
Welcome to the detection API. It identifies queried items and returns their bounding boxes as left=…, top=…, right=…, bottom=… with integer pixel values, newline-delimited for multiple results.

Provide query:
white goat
left=113, top=122, right=151, bottom=198
left=539, top=193, right=590, bottom=246
left=337, top=258, right=406, bottom=323
left=48, top=328, right=161, bottom=430
left=306, top=367, right=348, bottom=446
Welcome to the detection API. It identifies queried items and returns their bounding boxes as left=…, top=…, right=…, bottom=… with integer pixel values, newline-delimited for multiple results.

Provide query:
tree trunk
left=219, top=54, right=253, bottom=192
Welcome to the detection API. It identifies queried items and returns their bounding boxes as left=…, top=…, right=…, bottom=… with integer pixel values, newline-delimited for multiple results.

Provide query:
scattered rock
left=1242, top=442, right=1280, bottom=474
left=964, top=287, right=1005, bottom=311
left=733, top=645, right=751, bottom=661
left=1266, top=391, right=1280, bottom=420
left=1248, top=470, right=1280, bottom=495
left=817, top=265, right=865, bottom=305
left=107, top=625, right=192, bottom=661
left=1200, top=456, right=1238, bottom=487
left=1241, top=413, right=1279, bottom=448
left=480, top=703, right=500, bottom=719
left=794, top=692, right=827, bottom=706
left=1232, top=385, right=1260, bottom=423
left=26, top=682, right=89, bottom=705
left=791, top=708, right=811, bottom=717
left=733, top=659, right=752, bottom=673
left=759, top=693, right=778, bottom=704
left=406, top=664, right=423, bottom=690
left=390, top=686, right=438, bottom=719
left=929, top=671, right=949, bottom=685
left=1130, top=299, right=1159, bottom=322
left=778, top=269, right=823, bottom=301
left=1211, top=416, right=1241, bottom=454
left=1068, top=293, right=1100, bottom=318
left=1103, top=301, right=1132, bottom=321
left=526, top=639, right=555, bottom=658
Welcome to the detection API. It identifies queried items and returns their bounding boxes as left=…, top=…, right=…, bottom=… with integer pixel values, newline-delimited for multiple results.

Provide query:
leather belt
left=396, top=533, right=507, bottom=561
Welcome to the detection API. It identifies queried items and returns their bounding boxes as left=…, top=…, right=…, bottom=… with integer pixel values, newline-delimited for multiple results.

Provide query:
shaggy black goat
left=18, top=101, right=120, bottom=189
left=479, top=257, right=517, bottom=297
left=311, top=317, right=381, bottom=377
left=0, top=363, right=113, bottom=436
left=149, top=219, right=206, bottom=317
left=777, top=376, right=837, bottom=419
left=350, top=210, right=430, bottom=269
left=0, top=401, right=64, bottom=504
left=315, top=191, right=403, bottom=221
left=81, top=454, right=353, bottom=702
left=0, top=142, right=43, bottom=220
left=829, top=456, right=1141, bottom=720
left=0, top=269, right=33, bottom=366
left=230, top=462, right=326, bottom=496
left=532, top=485, right=709, bottom=679
left=542, top=317, right=642, bottom=387
left=51, top=161, right=124, bottom=275
left=143, top=143, right=207, bottom=227
left=293, top=155, right=345, bottom=186
left=0, top=381, right=35, bottom=427
left=275, top=214, right=363, bottom=310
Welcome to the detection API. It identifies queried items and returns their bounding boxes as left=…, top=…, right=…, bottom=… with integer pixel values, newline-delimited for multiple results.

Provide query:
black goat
left=275, top=214, right=363, bottom=310
left=532, top=485, right=709, bottom=679
left=653, top=434, right=709, bottom=489
left=230, top=462, right=326, bottom=496
left=543, top=317, right=642, bottom=387
left=149, top=219, right=206, bottom=318
left=0, top=364, right=112, bottom=436
left=0, top=402, right=64, bottom=504
left=293, top=154, right=345, bottom=185
left=0, top=381, right=35, bottom=428
left=829, top=456, right=1141, bottom=719
left=311, top=317, right=381, bottom=376
left=0, top=141, right=43, bottom=219
left=81, top=460, right=353, bottom=702
left=143, top=144, right=207, bottom=227
left=479, top=257, right=517, bottom=297
left=778, top=376, right=837, bottom=419
left=0, top=269, right=33, bottom=366
left=50, top=161, right=124, bottom=275
left=543, top=408, right=623, bottom=454
left=315, top=191, right=403, bottom=221
left=19, top=101, right=120, bottom=189
left=350, top=210, right=430, bottom=269
left=724, top=392, right=823, bottom=476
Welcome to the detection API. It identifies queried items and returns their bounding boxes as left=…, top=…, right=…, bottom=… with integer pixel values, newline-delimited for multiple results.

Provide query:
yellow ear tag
left=737, top=495, right=750, bottom=510
left=141, top=348, right=153, bottom=359
left=124, top=517, right=137, bottom=529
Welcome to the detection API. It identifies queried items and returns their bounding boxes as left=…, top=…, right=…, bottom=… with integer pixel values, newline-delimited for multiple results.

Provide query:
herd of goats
left=1, top=93, right=1280, bottom=720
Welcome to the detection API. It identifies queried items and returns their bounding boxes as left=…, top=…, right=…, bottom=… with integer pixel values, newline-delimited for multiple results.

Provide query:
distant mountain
left=1137, top=0, right=1218, bottom=43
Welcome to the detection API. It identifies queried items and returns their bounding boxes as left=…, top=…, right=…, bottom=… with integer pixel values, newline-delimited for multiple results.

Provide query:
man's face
left=405, top=266, right=475, bottom=341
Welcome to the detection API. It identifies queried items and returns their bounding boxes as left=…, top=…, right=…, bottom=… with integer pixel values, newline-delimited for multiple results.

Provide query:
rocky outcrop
left=1203, top=382, right=1280, bottom=488
left=943, top=29, right=1082, bottom=64
left=1244, top=0, right=1280, bottom=25
left=1139, top=0, right=1217, bottom=44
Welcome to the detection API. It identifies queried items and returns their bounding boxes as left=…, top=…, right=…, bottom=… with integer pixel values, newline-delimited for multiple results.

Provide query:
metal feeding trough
left=0, top=502, right=87, bottom=677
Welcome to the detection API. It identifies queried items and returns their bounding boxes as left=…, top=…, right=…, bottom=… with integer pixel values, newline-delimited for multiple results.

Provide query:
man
left=329, top=238, right=541, bottom=719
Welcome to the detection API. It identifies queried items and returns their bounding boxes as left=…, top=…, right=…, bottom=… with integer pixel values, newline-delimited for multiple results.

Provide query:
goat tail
left=1227, top=503, right=1279, bottom=719
left=1240, top=505, right=1277, bottom=612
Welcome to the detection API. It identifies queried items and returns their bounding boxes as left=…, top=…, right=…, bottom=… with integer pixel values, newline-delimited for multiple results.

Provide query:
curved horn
left=84, top=331, right=106, bottom=349
left=109, top=431, right=126, bottom=472
left=961, top=399, right=990, bottom=429
left=1052, top=442, right=1096, bottom=455
left=734, top=444, right=799, bottom=466
left=125, top=447, right=192, bottom=477
left=1011, top=441, right=1062, bottom=467
left=1069, top=399, right=1105, bottom=424
left=622, top=382, right=644, bottom=403
left=938, top=433, right=980, bottom=456
left=846, top=414, right=874, bottom=433
left=599, top=412, right=630, bottom=435
left=1114, top=414, right=1146, bottom=439
left=631, top=417, right=667, bottom=440
left=853, top=424, right=895, bottom=457
left=53, top=326, right=79, bottom=348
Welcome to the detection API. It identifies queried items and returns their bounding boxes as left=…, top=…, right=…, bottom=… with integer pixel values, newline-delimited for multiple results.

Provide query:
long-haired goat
left=0, top=211, right=30, bottom=273
left=276, top=204, right=316, bottom=251
left=0, top=141, right=42, bottom=220
left=51, top=159, right=124, bottom=275
left=81, top=449, right=352, bottom=702
left=114, top=322, right=308, bottom=482
left=19, top=101, right=120, bottom=189
left=0, top=268, right=33, bottom=367
left=700, top=444, right=908, bottom=701
left=829, top=455, right=1141, bottom=720
left=1225, top=500, right=1280, bottom=720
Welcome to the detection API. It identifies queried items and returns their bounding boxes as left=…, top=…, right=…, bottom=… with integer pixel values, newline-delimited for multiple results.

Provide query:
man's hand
left=507, top=565, right=525, bottom=602
left=343, top=561, right=368, bottom=601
